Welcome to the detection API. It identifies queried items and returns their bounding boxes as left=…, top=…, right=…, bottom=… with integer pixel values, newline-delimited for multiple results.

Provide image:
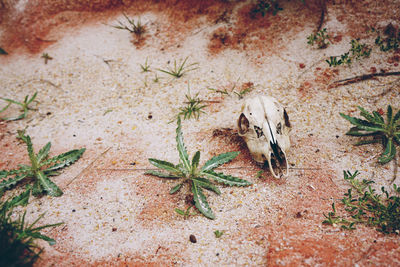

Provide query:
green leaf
left=7, top=187, right=31, bottom=208
left=23, top=135, right=38, bottom=169
left=32, top=180, right=44, bottom=196
left=0, top=47, right=7, bottom=55
left=43, top=148, right=85, bottom=171
left=358, top=106, right=376, bottom=123
left=202, top=171, right=252, bottom=187
left=201, top=151, right=240, bottom=172
left=340, top=113, right=384, bottom=132
left=0, top=97, right=22, bottom=106
left=354, top=139, right=380, bottom=146
left=37, top=142, right=51, bottom=164
left=191, top=151, right=200, bottom=172
left=147, top=158, right=182, bottom=175
left=192, top=180, right=215, bottom=219
left=175, top=208, right=186, bottom=216
left=26, top=92, right=38, bottom=105
left=0, top=102, right=11, bottom=113
left=346, top=127, right=379, bottom=136
left=192, top=177, right=221, bottom=195
left=372, top=111, right=384, bottom=124
left=378, top=138, right=396, bottom=164
left=36, top=171, right=63, bottom=197
left=387, top=105, right=393, bottom=124
left=393, top=109, right=400, bottom=124
left=170, top=183, right=183, bottom=194
left=176, top=117, right=191, bottom=172
left=144, top=170, right=180, bottom=178
left=0, top=173, right=28, bottom=190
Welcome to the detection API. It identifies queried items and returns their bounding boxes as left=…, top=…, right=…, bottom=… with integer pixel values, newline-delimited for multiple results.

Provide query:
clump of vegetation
left=157, top=57, right=199, bottom=78
left=0, top=188, right=62, bottom=266
left=177, top=88, right=207, bottom=121
left=340, top=105, right=399, bottom=164
left=1, top=92, right=38, bottom=121
left=326, top=39, right=371, bottom=67
left=175, top=206, right=197, bottom=219
left=208, top=81, right=254, bottom=100
left=375, top=23, right=400, bottom=52
left=41, top=53, right=53, bottom=64
left=323, top=171, right=400, bottom=234
left=140, top=58, right=151, bottom=72
left=307, top=28, right=331, bottom=49
left=145, top=118, right=252, bottom=219
left=0, top=130, right=85, bottom=197
left=251, top=0, right=283, bottom=17
left=111, top=13, right=146, bottom=36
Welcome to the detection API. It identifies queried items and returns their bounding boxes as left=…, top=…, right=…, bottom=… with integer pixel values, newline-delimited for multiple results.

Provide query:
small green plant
left=111, top=13, right=146, bottom=36
left=208, top=81, right=254, bottom=100
left=157, top=57, right=199, bottom=78
left=175, top=206, right=197, bottom=219
left=375, top=23, right=400, bottom=52
left=0, top=188, right=62, bottom=266
left=323, top=171, right=400, bottom=234
left=1, top=92, right=38, bottom=121
left=140, top=58, right=151, bottom=72
left=326, top=39, right=371, bottom=67
left=326, top=53, right=351, bottom=67
left=251, top=0, right=283, bottom=17
left=177, top=88, right=207, bottom=120
left=145, top=118, right=252, bottom=219
left=214, top=230, right=224, bottom=238
left=0, top=47, right=7, bottom=55
left=41, top=53, right=53, bottom=64
left=0, top=130, right=85, bottom=197
left=340, top=105, right=400, bottom=164
left=307, top=28, right=331, bottom=49
left=349, top=39, right=372, bottom=60
left=255, top=170, right=264, bottom=178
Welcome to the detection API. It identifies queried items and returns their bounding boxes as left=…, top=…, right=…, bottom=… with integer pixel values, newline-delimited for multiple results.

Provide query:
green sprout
left=340, top=105, right=400, bottom=164
left=0, top=130, right=85, bottom=197
left=1, top=92, right=38, bottom=121
left=323, top=171, right=400, bottom=234
left=41, top=53, right=53, bottom=64
left=175, top=206, right=197, bottom=219
left=307, top=28, right=331, bottom=49
left=140, top=58, right=151, bottom=72
left=157, top=57, right=199, bottom=78
left=0, top=188, right=62, bottom=266
left=251, top=0, right=283, bottom=17
left=145, top=118, right=252, bottom=219
left=214, top=230, right=224, bottom=238
left=111, top=13, right=146, bottom=36
left=177, top=88, right=207, bottom=120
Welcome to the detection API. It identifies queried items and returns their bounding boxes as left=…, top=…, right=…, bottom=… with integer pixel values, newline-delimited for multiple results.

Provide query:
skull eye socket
left=238, top=113, right=249, bottom=135
left=277, top=122, right=282, bottom=135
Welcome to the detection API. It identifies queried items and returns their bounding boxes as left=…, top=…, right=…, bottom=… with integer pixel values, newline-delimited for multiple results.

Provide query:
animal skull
left=238, top=95, right=291, bottom=178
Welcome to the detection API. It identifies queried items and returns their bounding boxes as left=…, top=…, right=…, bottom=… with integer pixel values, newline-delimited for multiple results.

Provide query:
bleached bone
left=238, top=96, right=291, bottom=178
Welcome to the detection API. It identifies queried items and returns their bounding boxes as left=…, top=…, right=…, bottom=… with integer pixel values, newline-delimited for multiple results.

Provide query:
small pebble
left=189, top=234, right=197, bottom=243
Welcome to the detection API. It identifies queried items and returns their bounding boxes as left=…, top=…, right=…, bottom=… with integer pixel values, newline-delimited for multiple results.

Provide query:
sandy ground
left=1, top=0, right=400, bottom=266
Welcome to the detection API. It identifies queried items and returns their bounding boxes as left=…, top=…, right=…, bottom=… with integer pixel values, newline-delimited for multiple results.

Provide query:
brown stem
left=330, top=71, right=400, bottom=88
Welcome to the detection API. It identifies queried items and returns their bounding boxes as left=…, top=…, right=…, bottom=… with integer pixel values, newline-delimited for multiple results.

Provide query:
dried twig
left=330, top=71, right=400, bottom=88
left=316, top=0, right=327, bottom=32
